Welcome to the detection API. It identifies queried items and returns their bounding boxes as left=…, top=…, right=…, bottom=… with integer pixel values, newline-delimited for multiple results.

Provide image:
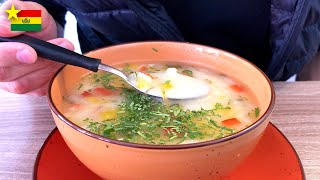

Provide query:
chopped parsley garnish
left=214, top=103, right=231, bottom=110
left=122, top=64, right=133, bottom=74
left=146, top=66, right=160, bottom=73
left=182, top=69, right=193, bottom=77
left=88, top=72, right=119, bottom=89
left=84, top=87, right=235, bottom=144
left=163, top=80, right=171, bottom=86
left=255, top=107, right=260, bottom=117
left=100, top=74, right=116, bottom=89
left=152, top=48, right=158, bottom=52
left=166, top=64, right=182, bottom=69
left=237, top=95, right=248, bottom=101
left=78, top=84, right=83, bottom=90
left=248, top=107, right=261, bottom=118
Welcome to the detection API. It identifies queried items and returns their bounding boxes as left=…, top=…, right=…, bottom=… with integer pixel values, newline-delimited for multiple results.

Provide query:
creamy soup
left=62, top=63, right=260, bottom=145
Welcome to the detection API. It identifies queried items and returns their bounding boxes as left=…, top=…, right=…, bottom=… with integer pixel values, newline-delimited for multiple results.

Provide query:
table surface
left=0, top=81, right=319, bottom=180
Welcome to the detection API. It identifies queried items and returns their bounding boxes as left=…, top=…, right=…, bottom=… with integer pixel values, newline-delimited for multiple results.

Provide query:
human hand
left=0, top=0, right=74, bottom=96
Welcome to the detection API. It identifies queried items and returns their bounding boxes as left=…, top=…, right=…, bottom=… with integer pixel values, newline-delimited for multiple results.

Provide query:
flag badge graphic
left=6, top=5, right=42, bottom=32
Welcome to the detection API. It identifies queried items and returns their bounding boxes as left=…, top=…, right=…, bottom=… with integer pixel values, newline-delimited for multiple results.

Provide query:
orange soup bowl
left=48, top=42, right=275, bottom=180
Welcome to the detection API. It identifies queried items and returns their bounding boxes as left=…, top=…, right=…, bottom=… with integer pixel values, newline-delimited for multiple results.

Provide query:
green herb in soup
left=63, top=64, right=260, bottom=145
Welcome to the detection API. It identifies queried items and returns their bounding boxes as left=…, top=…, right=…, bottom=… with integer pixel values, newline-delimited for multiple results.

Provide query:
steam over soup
left=62, top=63, right=260, bottom=145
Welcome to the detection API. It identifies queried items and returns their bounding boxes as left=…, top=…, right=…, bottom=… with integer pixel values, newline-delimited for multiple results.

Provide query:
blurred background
left=0, top=0, right=319, bottom=81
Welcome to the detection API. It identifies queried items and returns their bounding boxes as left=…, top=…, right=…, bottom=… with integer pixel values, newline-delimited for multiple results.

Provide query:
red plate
left=33, top=123, right=305, bottom=180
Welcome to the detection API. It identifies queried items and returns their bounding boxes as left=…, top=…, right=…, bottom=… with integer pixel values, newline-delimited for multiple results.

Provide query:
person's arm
left=0, top=0, right=74, bottom=96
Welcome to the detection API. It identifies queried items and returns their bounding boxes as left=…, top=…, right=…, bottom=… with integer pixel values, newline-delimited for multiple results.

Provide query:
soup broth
left=62, top=63, right=260, bottom=145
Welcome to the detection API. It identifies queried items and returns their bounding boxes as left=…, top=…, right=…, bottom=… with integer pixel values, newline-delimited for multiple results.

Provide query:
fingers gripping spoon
left=0, top=35, right=210, bottom=100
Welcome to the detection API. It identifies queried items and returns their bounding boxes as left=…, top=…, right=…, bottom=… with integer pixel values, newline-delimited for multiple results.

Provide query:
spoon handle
left=0, top=35, right=101, bottom=72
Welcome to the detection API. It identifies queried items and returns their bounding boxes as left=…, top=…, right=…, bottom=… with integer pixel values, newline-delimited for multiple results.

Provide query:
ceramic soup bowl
left=48, top=42, right=275, bottom=179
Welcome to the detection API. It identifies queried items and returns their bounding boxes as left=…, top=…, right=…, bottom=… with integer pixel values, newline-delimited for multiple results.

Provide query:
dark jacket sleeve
left=266, top=0, right=320, bottom=80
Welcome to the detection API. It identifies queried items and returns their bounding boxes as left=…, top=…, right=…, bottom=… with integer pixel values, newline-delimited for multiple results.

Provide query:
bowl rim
left=47, top=41, right=275, bottom=150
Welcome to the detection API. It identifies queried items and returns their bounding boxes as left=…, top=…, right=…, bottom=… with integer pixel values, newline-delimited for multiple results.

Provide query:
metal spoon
left=0, top=35, right=209, bottom=100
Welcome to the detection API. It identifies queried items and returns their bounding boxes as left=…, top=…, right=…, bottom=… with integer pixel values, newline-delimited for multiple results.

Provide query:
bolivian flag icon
left=6, top=5, right=42, bottom=32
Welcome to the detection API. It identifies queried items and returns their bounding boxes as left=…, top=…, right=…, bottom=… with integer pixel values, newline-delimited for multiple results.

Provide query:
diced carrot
left=138, top=66, right=148, bottom=73
left=146, top=73, right=155, bottom=79
left=70, top=104, right=81, bottom=109
left=163, top=127, right=172, bottom=134
left=81, top=91, right=92, bottom=97
left=222, top=118, right=241, bottom=128
left=162, top=127, right=180, bottom=136
left=93, top=88, right=119, bottom=96
left=230, top=84, right=244, bottom=92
